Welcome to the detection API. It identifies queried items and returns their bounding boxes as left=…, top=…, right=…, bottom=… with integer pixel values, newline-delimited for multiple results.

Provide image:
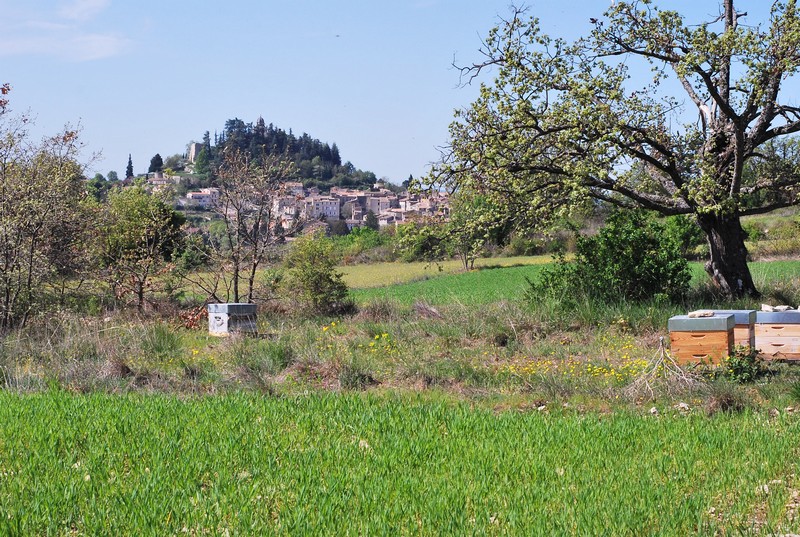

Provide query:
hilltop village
left=138, top=141, right=450, bottom=232
left=180, top=182, right=450, bottom=230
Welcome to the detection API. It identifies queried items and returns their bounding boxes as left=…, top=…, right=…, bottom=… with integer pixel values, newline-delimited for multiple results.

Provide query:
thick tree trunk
left=696, top=213, right=759, bottom=298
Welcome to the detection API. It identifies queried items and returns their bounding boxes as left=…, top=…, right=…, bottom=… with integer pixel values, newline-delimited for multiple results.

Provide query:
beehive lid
left=207, top=303, right=258, bottom=314
left=668, top=314, right=735, bottom=332
left=755, top=311, right=800, bottom=324
left=711, top=310, right=756, bottom=325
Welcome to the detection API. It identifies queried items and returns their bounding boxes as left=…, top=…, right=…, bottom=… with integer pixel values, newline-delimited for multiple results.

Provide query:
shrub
left=394, top=222, right=447, bottom=263
left=283, top=232, right=355, bottom=316
left=662, top=215, right=706, bottom=259
left=527, top=210, right=691, bottom=305
left=723, top=345, right=765, bottom=384
left=741, top=220, right=767, bottom=242
left=332, top=227, right=396, bottom=264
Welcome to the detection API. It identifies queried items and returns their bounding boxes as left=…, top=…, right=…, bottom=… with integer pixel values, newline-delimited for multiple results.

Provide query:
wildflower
left=322, top=326, right=329, bottom=332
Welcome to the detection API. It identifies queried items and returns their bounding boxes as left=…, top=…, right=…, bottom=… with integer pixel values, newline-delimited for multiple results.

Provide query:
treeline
left=194, top=117, right=378, bottom=190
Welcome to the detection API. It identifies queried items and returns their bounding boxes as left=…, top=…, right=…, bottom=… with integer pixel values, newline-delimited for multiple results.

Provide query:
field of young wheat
left=0, top=391, right=798, bottom=535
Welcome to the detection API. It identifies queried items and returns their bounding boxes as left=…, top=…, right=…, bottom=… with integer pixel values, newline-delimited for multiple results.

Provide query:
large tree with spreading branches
left=434, top=0, right=800, bottom=298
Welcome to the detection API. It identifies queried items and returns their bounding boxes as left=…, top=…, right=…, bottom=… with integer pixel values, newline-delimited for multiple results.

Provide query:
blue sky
left=0, top=1, right=768, bottom=182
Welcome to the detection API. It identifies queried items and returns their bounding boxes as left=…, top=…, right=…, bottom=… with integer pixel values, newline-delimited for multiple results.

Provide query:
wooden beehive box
left=668, top=314, right=734, bottom=365
left=754, top=311, right=800, bottom=360
left=711, top=310, right=756, bottom=348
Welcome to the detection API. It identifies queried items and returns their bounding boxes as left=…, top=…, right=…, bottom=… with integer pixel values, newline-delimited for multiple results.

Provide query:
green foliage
left=339, top=226, right=387, bottom=250
left=104, top=186, right=185, bottom=264
left=232, top=337, right=294, bottom=376
left=331, top=226, right=395, bottom=264
left=528, top=211, right=691, bottom=305
left=789, top=381, right=800, bottom=404
left=103, top=185, right=186, bottom=310
left=0, top=115, right=90, bottom=327
left=199, top=117, right=377, bottom=190
left=148, top=153, right=163, bottom=173
left=193, top=148, right=210, bottom=177
left=162, top=154, right=183, bottom=171
left=741, top=220, right=767, bottom=241
left=394, top=192, right=509, bottom=269
left=433, top=1, right=800, bottom=297
left=86, top=174, right=110, bottom=202
left=395, top=222, right=448, bottom=263
left=663, top=215, right=706, bottom=259
left=723, top=345, right=765, bottom=384
left=140, top=323, right=182, bottom=361
left=445, top=191, right=509, bottom=269
left=284, top=232, right=354, bottom=315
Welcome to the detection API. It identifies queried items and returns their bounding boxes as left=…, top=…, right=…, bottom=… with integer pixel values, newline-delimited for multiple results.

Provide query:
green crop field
left=352, top=260, right=800, bottom=307
left=0, top=391, right=798, bottom=535
left=351, top=263, right=548, bottom=306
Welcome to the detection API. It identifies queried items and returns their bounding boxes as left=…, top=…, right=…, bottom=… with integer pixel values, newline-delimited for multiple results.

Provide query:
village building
left=186, top=187, right=220, bottom=209
left=301, top=196, right=340, bottom=220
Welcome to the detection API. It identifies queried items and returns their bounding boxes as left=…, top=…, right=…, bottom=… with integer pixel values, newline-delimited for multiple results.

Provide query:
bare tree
left=183, top=148, right=297, bottom=304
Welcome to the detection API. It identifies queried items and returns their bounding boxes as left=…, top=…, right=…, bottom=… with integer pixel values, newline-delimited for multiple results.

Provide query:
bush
left=394, top=222, right=447, bottom=263
left=723, top=345, right=765, bottom=384
left=528, top=210, right=691, bottom=305
left=331, top=227, right=396, bottom=264
left=741, top=220, right=767, bottom=242
left=283, top=232, right=355, bottom=316
left=662, top=215, right=706, bottom=259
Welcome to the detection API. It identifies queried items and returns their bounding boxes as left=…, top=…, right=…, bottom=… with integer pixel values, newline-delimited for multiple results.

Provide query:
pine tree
left=126, top=154, right=134, bottom=179
left=148, top=153, right=163, bottom=173
left=330, top=143, right=341, bottom=166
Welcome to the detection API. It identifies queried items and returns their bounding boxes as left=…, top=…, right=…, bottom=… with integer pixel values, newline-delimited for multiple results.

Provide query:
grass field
left=349, top=259, right=800, bottom=306
left=340, top=255, right=554, bottom=289
left=1, top=391, right=799, bottom=535
left=351, top=263, right=548, bottom=305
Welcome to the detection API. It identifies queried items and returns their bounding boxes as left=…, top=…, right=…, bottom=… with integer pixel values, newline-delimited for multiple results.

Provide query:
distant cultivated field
left=340, top=255, right=553, bottom=289
left=0, top=391, right=798, bottom=535
left=351, top=259, right=800, bottom=306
